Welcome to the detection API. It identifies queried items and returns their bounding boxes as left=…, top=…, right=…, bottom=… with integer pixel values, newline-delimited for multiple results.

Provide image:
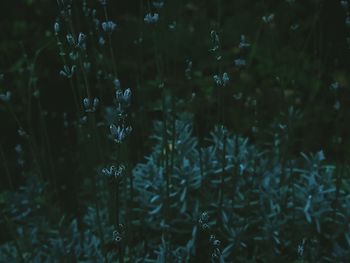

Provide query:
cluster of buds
left=54, top=22, right=60, bottom=35
left=113, top=78, right=132, bottom=116
left=144, top=13, right=159, bottom=24
left=15, top=144, right=25, bottom=167
left=209, top=30, right=220, bottom=52
left=262, top=13, right=275, bottom=24
left=18, top=127, right=28, bottom=138
left=210, top=234, right=222, bottom=259
left=239, top=35, right=250, bottom=49
left=83, top=97, right=99, bottom=113
left=115, top=88, right=131, bottom=113
left=107, top=79, right=132, bottom=143
left=185, top=59, right=193, bottom=80
left=110, top=124, right=132, bottom=144
left=102, top=164, right=126, bottom=181
left=297, top=238, right=306, bottom=258
left=198, top=211, right=210, bottom=230
left=60, top=65, right=76, bottom=78
left=66, top=32, right=86, bottom=49
left=152, top=1, right=164, bottom=9
left=213, top=72, right=229, bottom=87
left=234, top=58, right=246, bottom=68
left=112, top=224, right=125, bottom=243
left=102, top=21, right=117, bottom=32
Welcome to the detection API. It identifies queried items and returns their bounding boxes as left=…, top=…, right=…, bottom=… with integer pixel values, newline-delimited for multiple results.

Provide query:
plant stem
left=219, top=132, right=227, bottom=210
left=0, top=144, right=13, bottom=190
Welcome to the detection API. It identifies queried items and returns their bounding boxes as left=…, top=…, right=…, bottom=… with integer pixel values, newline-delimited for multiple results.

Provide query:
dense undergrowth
left=1, top=113, right=350, bottom=262
left=1, top=0, right=350, bottom=262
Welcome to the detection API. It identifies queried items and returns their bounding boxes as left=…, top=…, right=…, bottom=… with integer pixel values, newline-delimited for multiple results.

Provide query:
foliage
left=1, top=114, right=350, bottom=262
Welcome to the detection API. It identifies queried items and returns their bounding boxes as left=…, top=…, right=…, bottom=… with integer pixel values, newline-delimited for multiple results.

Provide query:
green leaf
left=149, top=204, right=162, bottom=215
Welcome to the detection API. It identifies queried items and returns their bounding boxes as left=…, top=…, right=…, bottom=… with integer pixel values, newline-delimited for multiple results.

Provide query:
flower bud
left=93, top=98, right=99, bottom=108
left=83, top=98, right=90, bottom=109
left=123, top=88, right=131, bottom=103
left=54, top=22, right=60, bottom=34
left=115, top=89, right=123, bottom=102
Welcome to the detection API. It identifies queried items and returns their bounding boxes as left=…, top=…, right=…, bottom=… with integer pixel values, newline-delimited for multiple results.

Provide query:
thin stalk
left=78, top=56, right=91, bottom=99
left=217, top=0, right=222, bottom=28
left=291, top=164, right=296, bottom=221
left=170, top=97, right=176, bottom=176
left=90, top=113, right=104, bottom=163
left=232, top=135, right=239, bottom=209
left=35, top=85, right=59, bottom=201
left=0, top=144, right=14, bottom=190
left=115, top=143, right=124, bottom=263
left=333, top=108, right=342, bottom=220
left=199, top=149, right=204, bottom=193
left=247, top=24, right=263, bottom=67
left=103, top=6, right=118, bottom=76
left=6, top=103, right=44, bottom=181
left=219, top=133, right=227, bottom=209
left=162, top=94, right=170, bottom=223
left=66, top=18, right=85, bottom=112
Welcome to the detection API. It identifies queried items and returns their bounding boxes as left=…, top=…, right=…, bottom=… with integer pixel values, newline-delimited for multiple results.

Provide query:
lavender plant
left=2, top=0, right=350, bottom=262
